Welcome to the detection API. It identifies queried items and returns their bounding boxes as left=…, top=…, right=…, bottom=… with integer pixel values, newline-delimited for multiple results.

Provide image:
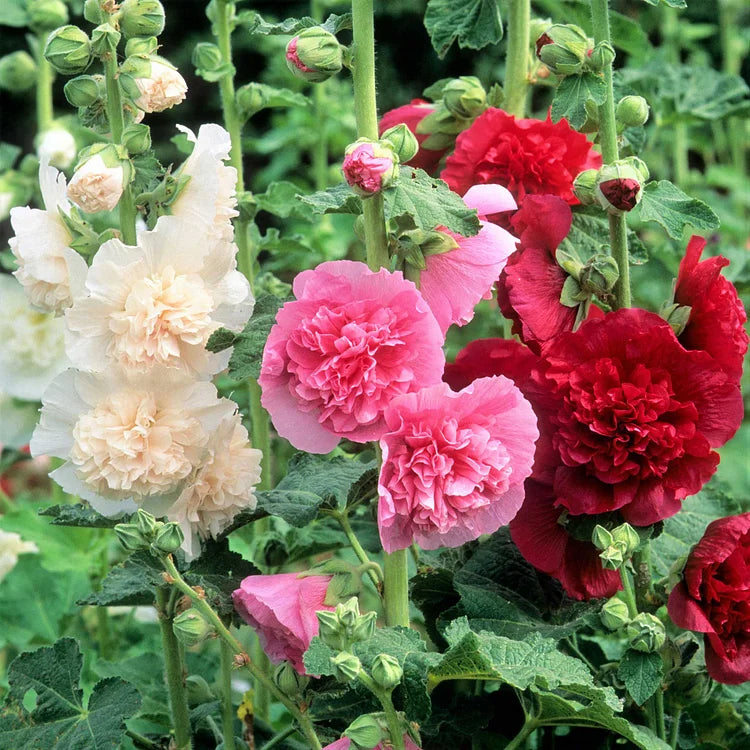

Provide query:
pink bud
left=285, top=36, right=314, bottom=73
left=598, top=178, right=641, bottom=211
left=342, top=141, right=397, bottom=197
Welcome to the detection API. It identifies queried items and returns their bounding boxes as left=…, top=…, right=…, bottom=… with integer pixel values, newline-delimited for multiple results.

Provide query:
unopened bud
left=343, top=138, right=398, bottom=197
left=64, top=74, right=101, bottom=107
left=599, top=543, right=627, bottom=571
left=442, top=76, right=487, bottom=119
left=600, top=596, right=631, bottom=631
left=535, top=24, right=593, bottom=75
left=580, top=254, right=620, bottom=297
left=186, top=675, right=214, bottom=705
left=83, top=0, right=103, bottom=24
left=134, top=509, right=159, bottom=539
left=0, top=52, right=38, bottom=93
left=44, top=25, right=92, bottom=75
left=67, top=149, right=125, bottom=213
left=381, top=123, right=419, bottom=163
left=173, top=608, right=214, bottom=646
left=27, top=0, right=69, bottom=31
left=351, top=610, right=377, bottom=644
left=331, top=652, right=361, bottom=683
left=595, top=158, right=648, bottom=215
left=153, top=521, right=184, bottom=554
left=125, top=36, right=159, bottom=57
left=371, top=653, right=403, bottom=690
left=317, top=609, right=346, bottom=651
left=659, top=302, right=692, bottom=337
left=192, top=42, right=223, bottom=75
left=616, top=95, right=649, bottom=128
left=285, top=27, right=343, bottom=83
left=90, top=23, right=121, bottom=58
left=587, top=41, right=616, bottom=72
left=114, top=522, right=149, bottom=551
left=573, top=168, right=599, bottom=205
left=627, top=613, right=666, bottom=653
left=273, top=661, right=310, bottom=698
left=118, top=0, right=166, bottom=39
left=122, top=122, right=151, bottom=154
left=236, top=82, right=268, bottom=120
left=344, top=714, right=386, bottom=748
left=592, top=524, right=614, bottom=551
left=611, top=523, right=640, bottom=557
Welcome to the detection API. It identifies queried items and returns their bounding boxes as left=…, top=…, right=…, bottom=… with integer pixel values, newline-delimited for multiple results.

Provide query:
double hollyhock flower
left=66, top=154, right=125, bottom=214
left=134, top=59, right=188, bottom=113
left=441, top=108, right=601, bottom=204
left=259, top=260, right=445, bottom=453
left=378, top=99, right=445, bottom=173
left=378, top=376, right=537, bottom=552
left=668, top=513, right=750, bottom=684
left=342, top=140, right=397, bottom=196
left=9, top=159, right=88, bottom=313
left=232, top=573, right=335, bottom=674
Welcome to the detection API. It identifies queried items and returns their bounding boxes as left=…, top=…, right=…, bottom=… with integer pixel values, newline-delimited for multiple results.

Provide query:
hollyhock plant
left=674, top=235, right=748, bottom=382
left=66, top=153, right=125, bottom=213
left=378, top=376, right=537, bottom=552
left=441, top=108, right=601, bottom=204
left=65, top=216, right=252, bottom=376
left=134, top=59, right=188, bottom=113
left=259, top=260, right=445, bottom=453
left=668, top=513, right=750, bottom=685
left=379, top=99, right=445, bottom=173
left=232, top=572, right=334, bottom=674
left=419, top=184, right=518, bottom=334
left=9, top=158, right=88, bottom=313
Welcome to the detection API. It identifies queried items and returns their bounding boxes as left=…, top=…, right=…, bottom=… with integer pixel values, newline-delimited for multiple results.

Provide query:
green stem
left=654, top=685, right=666, bottom=741
left=126, top=729, right=160, bottom=749
left=619, top=565, right=638, bottom=619
left=719, top=1, right=746, bottom=179
left=357, top=672, right=406, bottom=750
left=215, top=0, right=243, bottom=185
left=260, top=726, right=298, bottom=750
left=35, top=36, right=54, bottom=133
left=333, top=511, right=383, bottom=588
left=383, top=549, right=409, bottom=627
left=220, top=640, right=237, bottom=750
left=590, top=0, right=630, bottom=310
left=632, top=543, right=655, bottom=611
left=311, top=0, right=330, bottom=191
left=662, top=9, right=689, bottom=188
left=504, top=719, right=539, bottom=750
left=669, top=707, right=682, bottom=749
left=505, top=0, right=531, bottom=117
left=155, top=588, right=193, bottom=750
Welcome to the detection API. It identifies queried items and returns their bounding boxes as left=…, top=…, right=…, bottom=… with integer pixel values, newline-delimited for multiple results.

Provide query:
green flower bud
left=0, top=52, right=37, bottom=93
left=27, top=0, right=69, bottom=32
left=336, top=597, right=361, bottom=630
left=331, top=652, right=361, bottom=683
left=118, top=0, right=166, bottom=39
left=599, top=542, right=627, bottom=571
left=587, top=41, right=616, bottom=72
left=133, top=508, right=159, bottom=539
left=600, top=596, right=631, bottom=631
left=528, top=18, right=553, bottom=47
left=44, top=25, right=92, bottom=76
left=658, top=302, right=692, bottom=337
left=442, top=76, right=487, bottom=120
left=580, top=254, right=620, bottom=297
left=286, top=27, right=343, bottom=83
left=114, top=522, right=149, bottom=551
left=125, top=36, right=159, bottom=57
left=616, top=95, right=650, bottom=128
left=173, top=608, right=214, bottom=646
left=670, top=664, right=712, bottom=706
left=595, top=158, right=648, bottom=215
left=371, top=653, right=403, bottom=690
left=152, top=521, right=184, bottom=554
left=344, top=714, right=386, bottom=749
left=381, top=123, right=419, bottom=163
left=235, top=82, right=268, bottom=120
left=186, top=675, right=214, bottom=706
left=626, top=613, right=666, bottom=653
left=535, top=24, right=593, bottom=75
left=64, top=75, right=101, bottom=107
left=592, top=524, right=614, bottom=551
left=273, top=661, right=310, bottom=698
left=122, top=122, right=151, bottom=154
left=573, top=168, right=599, bottom=206
left=351, top=610, right=377, bottom=644
left=317, top=609, right=346, bottom=651
left=192, top=42, right=223, bottom=74
left=83, top=0, right=104, bottom=24
left=90, top=23, right=121, bottom=58
left=611, top=523, right=640, bottom=557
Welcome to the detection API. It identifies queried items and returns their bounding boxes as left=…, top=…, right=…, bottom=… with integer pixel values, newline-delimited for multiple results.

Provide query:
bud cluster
left=316, top=597, right=376, bottom=653
left=592, top=522, right=641, bottom=571
left=114, top=509, right=185, bottom=555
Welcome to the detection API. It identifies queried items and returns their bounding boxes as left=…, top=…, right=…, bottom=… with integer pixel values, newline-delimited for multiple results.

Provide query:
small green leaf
left=298, top=183, right=363, bottom=215
left=563, top=208, right=649, bottom=265
left=195, top=61, right=235, bottom=83
left=256, top=181, right=315, bottom=220
left=79, top=551, right=164, bottom=607
left=240, top=12, right=351, bottom=36
left=0, top=0, right=27, bottom=27
left=638, top=180, right=720, bottom=239
left=424, top=0, right=503, bottom=59
left=39, top=503, right=119, bottom=528
left=205, top=327, right=237, bottom=353
left=618, top=649, right=664, bottom=705
left=551, top=73, right=607, bottom=130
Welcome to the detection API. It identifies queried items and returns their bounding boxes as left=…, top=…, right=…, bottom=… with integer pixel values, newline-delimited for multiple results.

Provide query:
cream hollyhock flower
left=67, top=153, right=125, bottom=213
left=134, top=60, right=187, bottom=113
left=9, top=159, right=88, bottom=313
left=163, top=124, right=239, bottom=243
left=167, top=413, right=262, bottom=559
left=0, top=390, right=41, bottom=448
left=30, top=366, right=236, bottom=515
left=0, top=530, right=38, bottom=582
left=0, top=275, right=68, bottom=400
left=65, top=216, right=253, bottom=375
left=37, top=127, right=77, bottom=170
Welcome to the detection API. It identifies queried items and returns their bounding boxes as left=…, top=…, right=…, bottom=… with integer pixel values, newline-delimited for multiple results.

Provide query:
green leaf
left=0, top=638, right=140, bottom=750
left=384, top=167, right=480, bottom=237
left=618, top=650, right=663, bottom=705
left=671, top=67, right=749, bottom=120
left=423, top=0, right=503, bottom=59
left=95, top=654, right=169, bottom=724
left=638, top=180, right=720, bottom=240
left=0, top=0, right=27, bottom=26
left=196, top=62, right=235, bottom=83
left=564, top=208, right=649, bottom=265
left=256, top=181, right=315, bottom=220
left=240, top=12, right=351, bottom=36
left=551, top=73, right=607, bottom=131
left=249, top=84, right=309, bottom=111
left=204, top=327, right=237, bottom=353
left=79, top=551, right=164, bottom=607
left=297, top=183, right=363, bottom=215
left=641, top=0, right=687, bottom=8
left=39, top=503, right=119, bottom=528
left=0, top=142, right=21, bottom=172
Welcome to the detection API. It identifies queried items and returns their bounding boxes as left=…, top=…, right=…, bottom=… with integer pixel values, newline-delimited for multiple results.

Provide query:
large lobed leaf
left=424, top=0, right=503, bottom=59
left=638, top=180, right=720, bottom=240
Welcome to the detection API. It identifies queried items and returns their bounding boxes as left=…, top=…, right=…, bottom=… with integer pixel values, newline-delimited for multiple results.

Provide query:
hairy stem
left=504, top=718, right=539, bottom=750
left=383, top=549, right=410, bottom=627
left=357, top=671, right=406, bottom=750
left=220, top=640, right=237, bottom=750
left=35, top=36, right=54, bottom=133
left=333, top=511, right=383, bottom=588
left=669, top=707, right=683, bottom=749
left=619, top=565, right=638, bottom=619
left=505, top=0, right=531, bottom=117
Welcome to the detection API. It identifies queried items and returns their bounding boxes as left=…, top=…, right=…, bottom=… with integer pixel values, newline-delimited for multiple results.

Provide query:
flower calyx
left=371, top=653, right=403, bottom=691
left=273, top=660, right=310, bottom=699
left=535, top=24, right=594, bottom=76
left=344, top=713, right=389, bottom=749
left=600, top=595, right=631, bottom=631
left=285, top=27, right=343, bottom=83
left=44, top=25, right=93, bottom=76
left=172, top=608, right=215, bottom=647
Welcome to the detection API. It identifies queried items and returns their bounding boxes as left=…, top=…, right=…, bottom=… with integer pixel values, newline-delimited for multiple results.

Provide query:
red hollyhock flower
left=668, top=513, right=750, bottom=684
left=675, top=236, right=748, bottom=382
left=378, top=99, right=446, bottom=174
left=545, top=309, right=743, bottom=526
left=441, top=108, right=601, bottom=204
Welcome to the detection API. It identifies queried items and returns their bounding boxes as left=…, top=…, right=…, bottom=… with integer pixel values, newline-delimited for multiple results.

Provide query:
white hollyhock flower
left=164, top=124, right=239, bottom=243
left=65, top=216, right=253, bottom=376
left=30, top=366, right=237, bottom=516
left=167, top=412, right=261, bottom=559
left=0, top=275, right=68, bottom=400
left=135, top=60, right=187, bottom=113
left=9, top=159, right=88, bottom=313
left=0, top=530, right=38, bottom=582
left=37, top=127, right=77, bottom=170
left=67, top=153, right=125, bottom=213
left=0, top=390, right=40, bottom=448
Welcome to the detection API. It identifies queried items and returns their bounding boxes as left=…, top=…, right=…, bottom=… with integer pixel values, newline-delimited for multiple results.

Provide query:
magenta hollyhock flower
left=378, top=98, right=445, bottom=173
left=232, top=573, right=334, bottom=674
left=419, top=184, right=518, bottom=334
left=259, top=260, right=445, bottom=453
left=342, top=141, right=396, bottom=196
left=378, top=376, right=538, bottom=552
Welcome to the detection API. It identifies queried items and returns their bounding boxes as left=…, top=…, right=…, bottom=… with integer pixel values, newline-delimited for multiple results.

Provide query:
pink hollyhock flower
left=419, top=184, right=518, bottom=334
left=342, top=141, right=397, bottom=196
left=323, top=737, right=421, bottom=750
left=260, top=261, right=445, bottom=453
left=675, top=235, right=748, bottom=382
left=232, top=573, right=334, bottom=674
left=668, top=513, right=750, bottom=685
left=378, top=376, right=537, bottom=552
left=441, top=108, right=602, bottom=204
left=379, top=99, right=445, bottom=173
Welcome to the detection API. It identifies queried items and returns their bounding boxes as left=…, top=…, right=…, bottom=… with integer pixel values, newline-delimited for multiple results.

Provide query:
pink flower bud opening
left=285, top=37, right=315, bottom=73
left=342, top=143, right=394, bottom=195
left=598, top=178, right=640, bottom=211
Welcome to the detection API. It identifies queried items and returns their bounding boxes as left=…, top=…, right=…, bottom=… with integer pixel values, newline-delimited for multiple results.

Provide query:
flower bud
left=114, top=522, right=149, bottom=551
left=599, top=543, right=627, bottom=571
left=591, top=524, right=614, bottom=551
left=118, top=0, right=166, bottom=39
left=336, top=596, right=361, bottom=630
left=90, top=23, right=122, bottom=59
left=626, top=613, right=666, bottom=653
left=535, top=24, right=593, bottom=75
left=616, top=95, right=649, bottom=128
left=122, top=122, right=151, bottom=154
left=64, top=74, right=102, bottom=107
left=173, top=608, right=214, bottom=646
left=344, top=714, right=386, bottom=749
left=611, top=523, right=640, bottom=557
left=45, top=25, right=92, bottom=76
left=658, top=302, right=692, bottom=337
left=325, top=572, right=363, bottom=605
left=371, top=653, right=403, bottom=690
left=67, top=150, right=125, bottom=213
left=192, top=42, right=223, bottom=74
left=125, top=36, right=159, bottom=57
left=235, top=82, right=268, bottom=120
left=186, top=675, right=214, bottom=705
left=134, top=508, right=159, bottom=540
left=132, top=58, right=187, bottom=113
left=587, top=42, right=616, bottom=72
left=580, top=254, right=620, bottom=297
left=152, top=521, right=184, bottom=554
left=351, top=610, right=377, bottom=644
left=317, top=610, right=346, bottom=651
left=343, top=138, right=398, bottom=197
left=600, top=596, right=631, bottom=631
left=83, top=0, right=103, bottom=24
left=331, top=652, right=361, bottom=683
left=573, top=168, right=599, bottom=205
left=273, top=661, right=310, bottom=698
left=442, top=76, right=487, bottom=120
left=27, top=0, right=69, bottom=32
left=381, top=123, right=419, bottom=163
left=37, top=127, right=77, bottom=170
left=595, top=158, right=648, bottom=215
left=285, top=27, right=343, bottom=83
left=0, top=52, right=38, bottom=93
